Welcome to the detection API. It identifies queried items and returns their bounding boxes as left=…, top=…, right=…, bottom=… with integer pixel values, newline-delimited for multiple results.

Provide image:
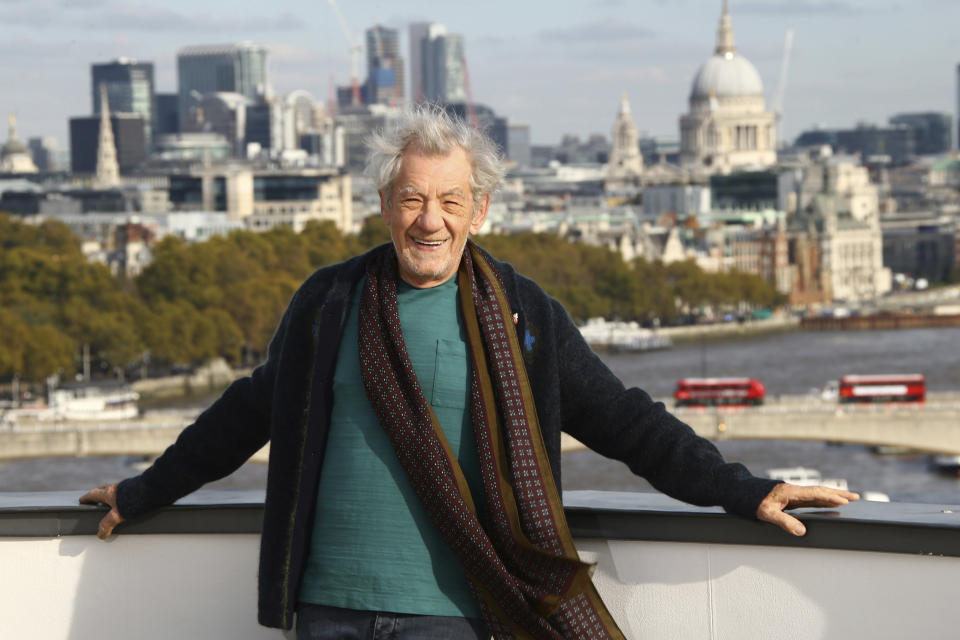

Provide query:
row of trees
left=0, top=213, right=782, bottom=382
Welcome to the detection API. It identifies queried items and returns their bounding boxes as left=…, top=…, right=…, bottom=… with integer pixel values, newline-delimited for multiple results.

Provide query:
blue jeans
left=296, top=603, right=490, bottom=640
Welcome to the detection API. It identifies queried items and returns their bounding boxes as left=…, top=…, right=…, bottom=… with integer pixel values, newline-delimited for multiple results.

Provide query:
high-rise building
left=408, top=22, right=446, bottom=103
left=91, top=59, right=155, bottom=147
left=28, top=137, right=59, bottom=172
left=155, top=93, right=180, bottom=136
left=443, top=103, right=506, bottom=152
left=69, top=114, right=146, bottom=175
left=177, top=43, right=268, bottom=130
left=888, top=112, right=952, bottom=156
left=421, top=33, right=466, bottom=105
left=835, top=124, right=914, bottom=164
left=507, top=124, right=531, bottom=167
left=955, top=63, right=960, bottom=150
left=365, top=26, right=404, bottom=106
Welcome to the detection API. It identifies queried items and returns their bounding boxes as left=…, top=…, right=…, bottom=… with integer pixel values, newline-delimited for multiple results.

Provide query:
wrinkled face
left=379, top=146, right=489, bottom=288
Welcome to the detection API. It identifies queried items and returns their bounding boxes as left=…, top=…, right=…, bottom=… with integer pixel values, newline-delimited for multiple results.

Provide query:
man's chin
left=399, top=255, right=453, bottom=284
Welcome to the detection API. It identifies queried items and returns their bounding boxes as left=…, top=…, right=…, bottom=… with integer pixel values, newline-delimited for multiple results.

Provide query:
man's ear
left=469, top=193, right=490, bottom=235
left=378, top=190, right=390, bottom=225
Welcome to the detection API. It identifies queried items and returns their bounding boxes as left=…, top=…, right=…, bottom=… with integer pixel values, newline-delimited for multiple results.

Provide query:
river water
left=2, top=327, right=959, bottom=505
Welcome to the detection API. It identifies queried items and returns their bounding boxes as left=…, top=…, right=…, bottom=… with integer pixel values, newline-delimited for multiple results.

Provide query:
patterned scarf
left=358, top=242, right=625, bottom=640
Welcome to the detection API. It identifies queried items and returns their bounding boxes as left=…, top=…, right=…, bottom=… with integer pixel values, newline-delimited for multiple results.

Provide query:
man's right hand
left=79, top=484, right=125, bottom=539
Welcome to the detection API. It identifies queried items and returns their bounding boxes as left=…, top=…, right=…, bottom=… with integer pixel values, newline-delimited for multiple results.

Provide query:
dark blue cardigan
left=117, top=243, right=778, bottom=629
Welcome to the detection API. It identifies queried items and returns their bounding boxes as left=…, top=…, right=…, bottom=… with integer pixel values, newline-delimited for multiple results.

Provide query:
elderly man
left=82, top=107, right=857, bottom=640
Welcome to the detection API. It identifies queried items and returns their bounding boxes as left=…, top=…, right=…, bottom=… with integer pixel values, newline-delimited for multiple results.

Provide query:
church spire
left=95, top=84, right=120, bottom=188
left=715, top=0, right=736, bottom=56
left=607, top=92, right=643, bottom=182
left=8, top=112, right=18, bottom=143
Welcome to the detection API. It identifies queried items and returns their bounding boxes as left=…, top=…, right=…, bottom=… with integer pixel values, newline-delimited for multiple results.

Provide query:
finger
left=79, top=490, right=103, bottom=505
left=97, top=510, right=124, bottom=540
left=758, top=507, right=807, bottom=537
left=79, top=485, right=111, bottom=505
left=786, top=486, right=859, bottom=508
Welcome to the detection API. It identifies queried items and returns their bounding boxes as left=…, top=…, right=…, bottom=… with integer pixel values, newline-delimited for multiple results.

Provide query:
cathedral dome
left=689, top=52, right=764, bottom=101
left=689, top=1, right=764, bottom=102
left=1, top=113, right=37, bottom=173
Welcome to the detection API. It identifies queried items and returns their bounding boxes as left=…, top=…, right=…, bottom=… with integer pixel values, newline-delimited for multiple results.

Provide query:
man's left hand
left=756, top=483, right=859, bottom=536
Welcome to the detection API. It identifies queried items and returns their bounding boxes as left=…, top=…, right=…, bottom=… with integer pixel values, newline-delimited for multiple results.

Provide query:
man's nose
left=417, top=198, right=444, bottom=230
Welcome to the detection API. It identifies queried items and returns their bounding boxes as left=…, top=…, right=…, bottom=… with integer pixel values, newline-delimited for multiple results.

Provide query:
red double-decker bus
left=674, top=377, right=765, bottom=407
left=838, top=374, right=926, bottom=403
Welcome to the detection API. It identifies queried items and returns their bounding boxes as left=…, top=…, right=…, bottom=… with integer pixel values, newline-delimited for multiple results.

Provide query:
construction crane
left=773, top=26, right=795, bottom=149
left=460, top=54, right=479, bottom=130
left=327, top=0, right=362, bottom=107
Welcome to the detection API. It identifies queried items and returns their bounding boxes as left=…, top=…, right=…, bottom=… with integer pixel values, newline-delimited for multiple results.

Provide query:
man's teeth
left=416, top=240, right=444, bottom=246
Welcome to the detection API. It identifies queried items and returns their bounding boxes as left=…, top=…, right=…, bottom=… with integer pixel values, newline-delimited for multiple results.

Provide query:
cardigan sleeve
left=115, top=292, right=296, bottom=518
left=543, top=295, right=778, bottom=519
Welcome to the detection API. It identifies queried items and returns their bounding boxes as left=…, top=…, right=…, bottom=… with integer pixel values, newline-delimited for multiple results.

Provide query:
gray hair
left=365, top=104, right=505, bottom=212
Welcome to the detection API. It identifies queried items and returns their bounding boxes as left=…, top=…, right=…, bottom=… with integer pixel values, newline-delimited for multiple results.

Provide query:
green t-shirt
left=299, top=275, right=483, bottom=618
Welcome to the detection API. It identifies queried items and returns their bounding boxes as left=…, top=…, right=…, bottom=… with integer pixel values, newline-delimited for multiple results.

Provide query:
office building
left=443, top=103, right=506, bottom=153
left=180, top=91, right=251, bottom=157
left=421, top=32, right=466, bottom=104
left=365, top=26, right=404, bottom=105
left=69, top=114, right=146, bottom=174
left=889, top=112, right=952, bottom=156
left=155, top=93, right=180, bottom=136
left=167, top=166, right=353, bottom=232
left=92, top=59, right=155, bottom=147
left=507, top=124, right=532, bottom=167
left=835, top=124, right=914, bottom=165
left=409, top=22, right=446, bottom=103
left=795, top=123, right=917, bottom=165
left=711, top=170, right=779, bottom=210
left=882, top=213, right=957, bottom=283
left=28, top=137, right=59, bottom=172
left=177, top=43, right=268, bottom=130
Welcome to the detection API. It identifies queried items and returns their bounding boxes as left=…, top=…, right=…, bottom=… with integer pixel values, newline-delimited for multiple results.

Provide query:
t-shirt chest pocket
left=431, top=338, right=470, bottom=409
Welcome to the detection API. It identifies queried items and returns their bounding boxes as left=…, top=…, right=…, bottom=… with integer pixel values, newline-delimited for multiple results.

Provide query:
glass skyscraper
left=421, top=33, right=466, bottom=105
left=91, top=59, right=155, bottom=147
left=177, top=43, right=268, bottom=131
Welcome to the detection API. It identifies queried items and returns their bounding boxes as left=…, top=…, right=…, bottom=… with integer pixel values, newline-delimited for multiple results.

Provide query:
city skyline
left=1, top=0, right=957, bottom=149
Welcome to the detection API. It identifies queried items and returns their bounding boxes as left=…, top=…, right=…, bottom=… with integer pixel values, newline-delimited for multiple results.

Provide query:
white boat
left=767, top=466, right=849, bottom=490
left=578, top=317, right=672, bottom=352
left=2, top=382, right=140, bottom=423
left=48, top=383, right=140, bottom=421
left=767, top=466, right=890, bottom=502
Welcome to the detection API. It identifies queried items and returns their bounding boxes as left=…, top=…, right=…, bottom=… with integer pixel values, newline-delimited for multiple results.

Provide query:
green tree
left=354, top=215, right=392, bottom=251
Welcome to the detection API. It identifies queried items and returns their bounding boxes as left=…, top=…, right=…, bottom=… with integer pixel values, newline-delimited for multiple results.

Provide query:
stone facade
left=679, top=1, right=776, bottom=173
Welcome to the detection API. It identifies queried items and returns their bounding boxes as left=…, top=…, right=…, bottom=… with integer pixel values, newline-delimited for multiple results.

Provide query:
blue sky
left=1, top=0, right=957, bottom=148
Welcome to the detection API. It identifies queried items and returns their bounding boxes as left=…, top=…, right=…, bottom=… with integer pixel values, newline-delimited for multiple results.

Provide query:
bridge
left=3, top=396, right=960, bottom=461
left=0, top=411, right=270, bottom=463
left=671, top=401, right=960, bottom=455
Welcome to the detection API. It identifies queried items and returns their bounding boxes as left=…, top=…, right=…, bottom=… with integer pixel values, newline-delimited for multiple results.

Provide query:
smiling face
left=379, top=146, right=490, bottom=288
